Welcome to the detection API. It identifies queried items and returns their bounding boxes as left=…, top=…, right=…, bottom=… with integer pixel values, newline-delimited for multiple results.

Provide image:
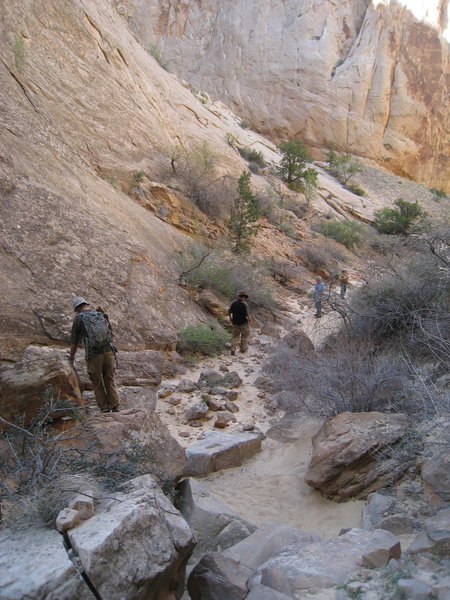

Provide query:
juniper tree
left=278, top=139, right=318, bottom=195
left=229, top=171, right=259, bottom=252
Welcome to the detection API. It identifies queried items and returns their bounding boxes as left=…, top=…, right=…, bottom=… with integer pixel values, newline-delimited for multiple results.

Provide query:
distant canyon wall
left=125, top=0, right=450, bottom=191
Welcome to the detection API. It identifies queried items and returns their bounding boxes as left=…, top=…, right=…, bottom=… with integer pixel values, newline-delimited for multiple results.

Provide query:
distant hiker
left=69, top=297, right=120, bottom=413
left=339, top=269, right=349, bottom=299
left=228, top=292, right=251, bottom=355
left=313, top=277, right=325, bottom=318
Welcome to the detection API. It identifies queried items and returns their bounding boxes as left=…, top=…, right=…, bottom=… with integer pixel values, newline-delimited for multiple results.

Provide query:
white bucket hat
left=72, top=297, right=90, bottom=311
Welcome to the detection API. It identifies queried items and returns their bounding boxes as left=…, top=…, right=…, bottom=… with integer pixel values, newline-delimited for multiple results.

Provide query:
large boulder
left=67, top=475, right=195, bottom=600
left=184, top=431, right=261, bottom=477
left=0, top=527, right=92, bottom=600
left=304, top=411, right=411, bottom=499
left=188, top=552, right=251, bottom=600
left=408, top=507, right=450, bottom=557
left=0, top=355, right=83, bottom=423
left=83, top=409, right=187, bottom=481
left=251, top=528, right=400, bottom=594
left=175, top=478, right=256, bottom=560
left=421, top=450, right=450, bottom=507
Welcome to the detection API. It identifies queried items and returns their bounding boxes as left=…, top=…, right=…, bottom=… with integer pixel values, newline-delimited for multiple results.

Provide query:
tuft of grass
left=147, top=42, right=170, bottom=71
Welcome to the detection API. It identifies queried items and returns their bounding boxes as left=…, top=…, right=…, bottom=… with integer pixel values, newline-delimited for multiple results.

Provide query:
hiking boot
left=100, top=408, right=110, bottom=413
left=111, top=406, right=120, bottom=413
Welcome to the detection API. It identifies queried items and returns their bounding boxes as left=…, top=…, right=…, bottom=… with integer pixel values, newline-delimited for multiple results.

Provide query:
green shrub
left=178, top=320, right=231, bottom=356
left=278, top=140, right=318, bottom=196
left=229, top=171, right=260, bottom=252
left=327, top=147, right=362, bottom=185
left=238, top=147, right=266, bottom=168
left=430, top=187, right=447, bottom=199
left=147, top=42, right=170, bottom=71
left=319, top=218, right=364, bottom=249
left=374, top=198, right=427, bottom=235
left=134, top=171, right=145, bottom=182
left=347, top=183, right=365, bottom=196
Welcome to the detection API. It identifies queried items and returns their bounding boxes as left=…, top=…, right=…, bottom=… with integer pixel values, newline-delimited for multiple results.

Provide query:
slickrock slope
left=127, top=0, right=450, bottom=191
left=0, top=0, right=275, bottom=360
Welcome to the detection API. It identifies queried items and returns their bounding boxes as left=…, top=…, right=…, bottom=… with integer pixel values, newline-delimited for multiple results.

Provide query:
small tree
left=229, top=171, right=259, bottom=252
left=374, top=198, right=427, bottom=235
left=278, top=140, right=318, bottom=194
left=327, top=147, right=362, bottom=185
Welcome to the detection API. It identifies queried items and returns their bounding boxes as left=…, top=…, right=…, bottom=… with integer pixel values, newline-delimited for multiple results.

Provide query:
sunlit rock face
left=126, top=0, right=450, bottom=191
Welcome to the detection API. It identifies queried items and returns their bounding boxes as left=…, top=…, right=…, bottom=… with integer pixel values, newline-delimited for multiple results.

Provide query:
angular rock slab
left=0, top=527, right=92, bottom=600
left=253, top=528, right=401, bottom=595
left=175, top=478, right=256, bottom=560
left=305, top=411, right=410, bottom=499
left=184, top=431, right=261, bottom=477
left=408, top=507, right=450, bottom=556
left=68, top=475, right=195, bottom=600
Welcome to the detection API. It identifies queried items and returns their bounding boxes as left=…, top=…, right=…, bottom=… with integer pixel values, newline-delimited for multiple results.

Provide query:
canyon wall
left=126, top=0, right=450, bottom=191
left=0, top=0, right=257, bottom=360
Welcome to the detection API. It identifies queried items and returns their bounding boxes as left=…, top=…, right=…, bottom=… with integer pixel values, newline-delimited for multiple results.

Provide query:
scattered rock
left=179, top=431, right=190, bottom=438
left=166, top=407, right=176, bottom=415
left=408, top=507, right=450, bottom=556
left=184, top=431, right=262, bottom=477
left=185, top=401, right=209, bottom=422
left=208, top=397, right=226, bottom=411
left=177, top=379, right=199, bottom=393
left=166, top=395, right=182, bottom=406
left=225, top=401, right=240, bottom=413
left=157, top=384, right=176, bottom=398
left=281, top=329, right=315, bottom=355
left=68, top=493, right=94, bottom=521
left=362, top=492, right=396, bottom=529
left=376, top=514, right=415, bottom=535
left=210, top=387, right=239, bottom=401
left=214, top=414, right=230, bottom=428
left=198, top=370, right=242, bottom=390
left=397, top=578, right=432, bottom=600
left=305, top=411, right=411, bottom=500
left=190, top=420, right=203, bottom=428
left=56, top=507, right=83, bottom=532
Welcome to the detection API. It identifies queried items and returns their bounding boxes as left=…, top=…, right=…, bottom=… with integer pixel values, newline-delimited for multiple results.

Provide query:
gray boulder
left=0, top=527, right=92, bottom=600
left=252, top=528, right=400, bottom=594
left=69, top=475, right=195, bottom=600
left=185, top=401, right=210, bottom=422
left=184, top=431, right=262, bottom=477
left=175, top=478, right=256, bottom=560
left=362, top=492, right=396, bottom=529
left=246, top=584, right=293, bottom=599
left=198, top=370, right=242, bottom=390
left=119, top=386, right=157, bottom=410
left=408, top=507, right=450, bottom=556
left=118, top=350, right=164, bottom=386
left=422, top=450, right=450, bottom=506
left=188, top=552, right=250, bottom=600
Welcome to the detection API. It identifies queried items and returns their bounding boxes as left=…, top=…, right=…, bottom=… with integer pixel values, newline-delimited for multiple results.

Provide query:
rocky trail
left=156, top=293, right=365, bottom=539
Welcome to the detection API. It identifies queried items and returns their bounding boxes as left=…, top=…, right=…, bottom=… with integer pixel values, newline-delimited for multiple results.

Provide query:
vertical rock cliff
left=127, top=0, right=450, bottom=191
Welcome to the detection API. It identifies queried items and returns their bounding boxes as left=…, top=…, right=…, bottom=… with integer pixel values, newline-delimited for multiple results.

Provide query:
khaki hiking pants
left=87, top=351, right=120, bottom=411
left=232, top=324, right=250, bottom=353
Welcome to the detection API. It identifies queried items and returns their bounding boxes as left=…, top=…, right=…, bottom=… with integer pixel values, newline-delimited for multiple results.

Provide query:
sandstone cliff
left=127, top=0, right=450, bottom=191
left=0, top=0, right=274, bottom=360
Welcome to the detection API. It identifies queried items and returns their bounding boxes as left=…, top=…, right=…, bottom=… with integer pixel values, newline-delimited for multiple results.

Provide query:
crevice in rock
left=0, top=59, right=39, bottom=113
left=60, top=530, right=103, bottom=600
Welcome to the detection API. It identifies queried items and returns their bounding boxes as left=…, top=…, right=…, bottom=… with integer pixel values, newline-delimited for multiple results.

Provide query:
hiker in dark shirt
left=228, top=292, right=251, bottom=355
left=69, top=297, right=120, bottom=413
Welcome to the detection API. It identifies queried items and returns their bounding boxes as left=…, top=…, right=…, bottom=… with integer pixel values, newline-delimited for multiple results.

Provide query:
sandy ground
left=156, top=295, right=365, bottom=539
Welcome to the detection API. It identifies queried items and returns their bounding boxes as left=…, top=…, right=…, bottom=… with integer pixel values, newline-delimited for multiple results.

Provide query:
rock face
left=0, top=0, right=271, bottom=362
left=304, top=411, right=411, bottom=499
left=129, top=0, right=450, bottom=191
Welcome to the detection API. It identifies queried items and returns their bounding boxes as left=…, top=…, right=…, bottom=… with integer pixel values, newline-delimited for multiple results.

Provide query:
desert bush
left=0, top=395, right=175, bottom=526
left=264, top=338, right=412, bottom=418
left=177, top=320, right=231, bottom=356
left=147, top=42, right=170, bottom=71
left=430, top=187, right=447, bottom=200
left=319, top=218, right=364, bottom=249
left=327, top=147, right=362, bottom=185
left=374, top=198, right=428, bottom=235
left=280, top=197, right=308, bottom=219
left=175, top=241, right=277, bottom=309
left=169, top=141, right=234, bottom=219
left=347, top=183, right=365, bottom=196
left=296, top=240, right=346, bottom=272
left=238, top=147, right=266, bottom=168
